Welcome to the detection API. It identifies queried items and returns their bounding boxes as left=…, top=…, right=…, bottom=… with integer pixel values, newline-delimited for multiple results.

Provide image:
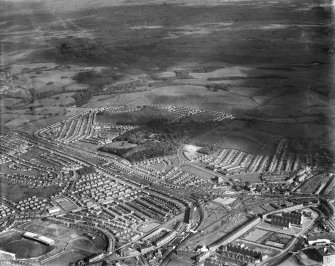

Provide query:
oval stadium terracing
left=0, top=220, right=107, bottom=265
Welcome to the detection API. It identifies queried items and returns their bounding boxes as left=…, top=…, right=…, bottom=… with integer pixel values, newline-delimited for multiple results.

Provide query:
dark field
left=0, top=183, right=60, bottom=202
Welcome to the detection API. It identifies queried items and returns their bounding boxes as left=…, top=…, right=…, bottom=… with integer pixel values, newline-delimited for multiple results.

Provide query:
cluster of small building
left=35, top=105, right=140, bottom=145
left=198, top=138, right=324, bottom=186
left=74, top=172, right=142, bottom=205
left=163, top=169, right=212, bottom=188
left=270, top=211, right=303, bottom=229
left=15, top=196, right=49, bottom=213
left=156, top=105, right=234, bottom=122
left=214, top=243, right=265, bottom=265
left=36, top=105, right=234, bottom=152
left=0, top=172, right=62, bottom=189
left=0, top=203, right=15, bottom=218
left=67, top=170, right=187, bottom=244
left=0, top=133, right=31, bottom=157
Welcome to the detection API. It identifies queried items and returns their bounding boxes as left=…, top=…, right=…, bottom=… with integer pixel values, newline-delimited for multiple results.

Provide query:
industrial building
left=271, top=211, right=303, bottom=228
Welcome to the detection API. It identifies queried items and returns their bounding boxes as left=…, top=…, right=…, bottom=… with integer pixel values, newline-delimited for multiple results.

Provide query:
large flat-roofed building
left=308, top=233, right=335, bottom=245
left=23, top=232, right=55, bottom=245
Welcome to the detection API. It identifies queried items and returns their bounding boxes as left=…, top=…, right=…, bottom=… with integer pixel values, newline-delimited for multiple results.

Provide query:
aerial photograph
left=0, top=0, right=334, bottom=265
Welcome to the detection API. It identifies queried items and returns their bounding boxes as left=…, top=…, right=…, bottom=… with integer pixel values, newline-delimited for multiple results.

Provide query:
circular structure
left=4, top=239, right=49, bottom=259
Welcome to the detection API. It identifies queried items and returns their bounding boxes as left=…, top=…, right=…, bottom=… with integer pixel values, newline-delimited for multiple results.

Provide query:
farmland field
left=0, top=0, right=332, bottom=155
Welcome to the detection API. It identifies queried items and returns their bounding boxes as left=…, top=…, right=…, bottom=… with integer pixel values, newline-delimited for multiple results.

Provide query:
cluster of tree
left=100, top=119, right=224, bottom=161
left=58, top=42, right=97, bottom=58
left=72, top=90, right=93, bottom=107
left=72, top=71, right=102, bottom=84
left=174, top=70, right=191, bottom=79
left=115, top=119, right=222, bottom=145
left=28, top=88, right=63, bottom=102
left=77, top=165, right=96, bottom=176
left=205, top=84, right=231, bottom=92
left=98, top=146, right=133, bottom=157
left=124, top=141, right=178, bottom=162
left=0, top=72, right=13, bottom=87
left=198, top=144, right=217, bottom=155
left=99, top=141, right=178, bottom=162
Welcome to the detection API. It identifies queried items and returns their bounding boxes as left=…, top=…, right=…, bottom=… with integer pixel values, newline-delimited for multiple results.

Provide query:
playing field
left=0, top=231, right=52, bottom=259
left=181, top=165, right=216, bottom=180
left=54, top=197, right=78, bottom=211
left=24, top=221, right=82, bottom=244
left=46, top=250, right=89, bottom=266
left=243, top=228, right=268, bottom=242
left=5, top=239, right=51, bottom=259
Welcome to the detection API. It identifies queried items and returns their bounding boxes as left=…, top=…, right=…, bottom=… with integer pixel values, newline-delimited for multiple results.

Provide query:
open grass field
left=5, top=239, right=51, bottom=259
left=96, top=106, right=177, bottom=124
left=137, top=222, right=161, bottom=233
left=53, top=197, right=78, bottom=211
left=23, top=220, right=107, bottom=251
left=242, top=228, right=268, bottom=242
left=102, top=141, right=138, bottom=149
left=189, top=125, right=280, bottom=155
left=24, top=221, right=82, bottom=244
left=181, top=165, right=216, bottom=180
left=0, top=182, right=60, bottom=202
left=66, top=238, right=102, bottom=254
left=277, top=256, right=299, bottom=266
left=46, top=250, right=90, bottom=266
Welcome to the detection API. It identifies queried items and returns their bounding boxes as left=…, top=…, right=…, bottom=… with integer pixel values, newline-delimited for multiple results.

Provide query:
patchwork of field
left=0, top=0, right=333, bottom=157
